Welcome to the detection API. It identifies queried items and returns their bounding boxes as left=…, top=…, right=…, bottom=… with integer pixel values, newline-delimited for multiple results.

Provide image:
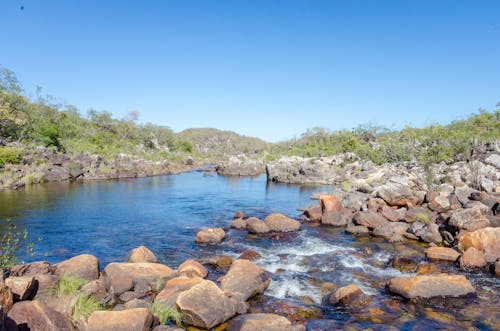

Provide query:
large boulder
left=220, top=259, right=271, bottom=301
left=103, top=262, right=175, bottom=295
left=87, top=308, right=156, bottom=331
left=4, top=276, right=37, bottom=301
left=458, top=227, right=500, bottom=263
left=372, top=222, right=409, bottom=242
left=154, top=277, right=203, bottom=308
left=404, top=207, right=435, bottom=223
left=388, top=274, right=475, bottom=300
left=10, top=261, right=54, bottom=276
left=321, top=208, right=353, bottom=227
left=246, top=217, right=271, bottom=234
left=428, top=195, right=451, bottom=213
left=7, top=300, right=72, bottom=330
left=126, top=246, right=157, bottom=263
left=231, top=218, right=247, bottom=229
left=216, top=156, right=265, bottom=177
left=320, top=195, right=343, bottom=224
left=377, top=183, right=425, bottom=207
left=264, top=213, right=301, bottom=232
left=195, top=228, right=225, bottom=244
left=449, top=207, right=491, bottom=231
left=425, top=247, right=460, bottom=262
left=0, top=283, right=13, bottom=312
left=407, top=221, right=442, bottom=243
left=353, top=211, right=388, bottom=229
left=266, top=156, right=341, bottom=184
left=459, top=247, right=487, bottom=269
left=176, top=280, right=247, bottom=329
left=303, top=205, right=322, bottom=222
left=227, top=313, right=306, bottom=331
left=178, top=260, right=208, bottom=278
left=55, top=254, right=99, bottom=281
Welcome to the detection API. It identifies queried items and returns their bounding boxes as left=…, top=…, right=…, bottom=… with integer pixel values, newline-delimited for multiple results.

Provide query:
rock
left=231, top=218, right=247, bottom=229
left=266, top=156, right=341, bottom=184
left=388, top=256, right=421, bottom=273
left=238, top=249, right=262, bottom=261
left=7, top=300, right=72, bottom=330
left=4, top=276, right=37, bottom=301
left=377, top=183, right=425, bottom=207
left=425, top=247, right=460, bottom=262
left=496, top=261, right=500, bottom=276
left=154, top=277, right=203, bottom=308
left=246, top=217, right=271, bottom=234
left=87, top=308, right=156, bottom=331
left=388, top=274, right=476, bottom=300
left=381, top=206, right=404, bottom=222
left=458, top=227, right=500, bottom=262
left=153, top=326, right=184, bottom=331
left=10, top=261, right=54, bottom=277
left=345, top=225, right=370, bottom=236
left=178, top=260, right=208, bottom=278
left=195, top=228, right=225, bottom=244
left=407, top=221, right=442, bottom=243
left=123, top=299, right=149, bottom=310
left=55, top=253, right=99, bottom=281
left=264, top=213, right=301, bottom=232
left=220, top=259, right=271, bottom=301
left=449, top=207, right=491, bottom=231
left=352, top=211, right=388, bottom=229
left=324, top=284, right=367, bottom=307
left=364, top=198, right=387, bottom=212
left=373, top=222, right=409, bottom=242
left=0, top=283, right=13, bottom=312
left=206, top=255, right=234, bottom=271
left=103, top=262, right=175, bottom=295
left=404, top=207, right=435, bottom=223
left=233, top=210, right=248, bottom=219
left=321, top=208, right=353, bottom=227
left=217, top=156, right=265, bottom=177
left=485, top=154, right=500, bottom=169
left=303, top=205, right=322, bottom=222
left=32, top=275, right=60, bottom=300
left=320, top=195, right=343, bottom=223
left=227, top=313, right=306, bottom=331
left=41, top=293, right=79, bottom=319
left=416, top=263, right=442, bottom=275
left=80, top=279, right=109, bottom=301
left=460, top=247, right=487, bottom=269
left=176, top=280, right=246, bottom=329
left=126, top=246, right=158, bottom=263
left=428, top=195, right=451, bottom=213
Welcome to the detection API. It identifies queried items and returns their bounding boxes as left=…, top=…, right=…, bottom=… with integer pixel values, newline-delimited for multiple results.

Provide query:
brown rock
left=449, top=207, right=491, bottom=231
left=227, top=313, right=306, bottom=331
left=246, top=217, right=270, bottom=234
left=264, top=213, right=301, bottom=232
left=425, top=247, right=460, bottom=262
left=231, top=218, right=247, bottom=229
left=87, top=308, right=156, bottom=331
left=319, top=195, right=342, bottom=213
left=388, top=274, right=476, bottom=300
left=80, top=279, right=109, bottom=301
left=176, top=280, right=245, bottom=329
left=365, top=198, right=387, bottom=212
left=405, top=207, right=435, bottom=223
left=428, top=195, right=451, bottom=213
left=7, top=300, right=72, bottom=330
left=495, top=261, right=500, bottom=276
left=178, top=260, right=208, bottom=278
left=345, top=225, right=370, bottom=236
left=41, top=293, right=79, bottom=319
left=353, top=211, right=388, bottom=229
left=32, top=274, right=60, bottom=300
left=4, top=276, right=37, bottom=301
left=238, top=249, right=262, bottom=261
left=103, top=262, right=175, bottom=295
left=388, top=256, right=421, bottom=273
left=154, top=277, right=203, bottom=307
left=458, top=227, right=500, bottom=263
left=377, top=183, right=425, bottom=207
left=206, top=255, right=234, bottom=271
left=325, top=284, right=367, bottom=307
left=195, top=228, right=225, bottom=244
left=303, top=205, right=322, bottom=222
left=126, top=246, right=157, bottom=263
left=460, top=247, right=487, bottom=269
left=372, top=222, right=409, bottom=242
left=233, top=210, right=248, bottom=219
left=0, top=283, right=13, bottom=312
left=55, top=254, right=99, bottom=281
left=321, top=208, right=353, bottom=227
left=381, top=206, right=404, bottom=222
left=416, top=263, right=442, bottom=275
left=123, top=298, right=149, bottom=310
left=10, top=261, right=54, bottom=277
left=407, top=221, right=443, bottom=243
left=220, top=259, right=271, bottom=301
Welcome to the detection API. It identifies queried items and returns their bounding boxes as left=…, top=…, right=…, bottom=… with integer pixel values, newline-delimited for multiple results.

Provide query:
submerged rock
left=246, top=217, right=271, bottom=234
left=231, top=218, right=247, bottom=229
left=126, top=246, right=157, bottom=263
left=303, top=205, right=322, bottom=222
left=388, top=274, right=475, bottom=300
left=227, top=313, right=306, bottom=331
left=324, top=284, right=368, bottom=307
left=195, top=228, right=226, bottom=244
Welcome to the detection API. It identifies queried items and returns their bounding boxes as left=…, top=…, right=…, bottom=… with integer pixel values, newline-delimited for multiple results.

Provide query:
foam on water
left=265, top=277, right=324, bottom=304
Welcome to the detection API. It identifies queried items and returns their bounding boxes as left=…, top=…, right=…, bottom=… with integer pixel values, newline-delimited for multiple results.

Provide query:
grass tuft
left=72, top=294, right=104, bottom=321
left=149, top=302, right=183, bottom=327
left=56, top=275, right=87, bottom=296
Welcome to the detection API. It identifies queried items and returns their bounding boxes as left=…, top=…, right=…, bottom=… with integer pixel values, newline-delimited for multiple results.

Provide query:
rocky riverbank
left=0, top=146, right=197, bottom=190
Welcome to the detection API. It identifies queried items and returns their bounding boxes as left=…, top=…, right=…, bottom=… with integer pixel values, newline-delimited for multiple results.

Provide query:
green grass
left=0, top=147, right=22, bottom=167
left=149, top=302, right=183, bottom=327
left=55, top=275, right=87, bottom=296
left=72, top=294, right=104, bottom=321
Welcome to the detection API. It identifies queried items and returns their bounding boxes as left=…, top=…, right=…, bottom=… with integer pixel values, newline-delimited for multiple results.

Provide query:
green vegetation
left=0, top=219, right=35, bottom=272
left=149, top=302, right=183, bottom=327
left=72, top=294, right=104, bottom=321
left=0, top=147, right=22, bottom=167
left=55, top=275, right=87, bottom=296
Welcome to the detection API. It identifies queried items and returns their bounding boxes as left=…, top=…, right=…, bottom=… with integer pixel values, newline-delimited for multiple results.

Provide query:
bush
left=0, top=147, right=22, bottom=167
left=0, top=219, right=36, bottom=276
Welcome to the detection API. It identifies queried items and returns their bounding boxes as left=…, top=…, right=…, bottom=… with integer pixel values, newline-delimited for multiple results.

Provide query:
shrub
left=0, top=219, right=35, bottom=274
left=56, top=275, right=87, bottom=296
left=0, top=147, right=22, bottom=167
left=149, top=302, right=183, bottom=327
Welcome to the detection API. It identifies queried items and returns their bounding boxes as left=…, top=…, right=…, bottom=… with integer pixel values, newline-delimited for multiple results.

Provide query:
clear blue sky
left=1, top=0, right=499, bottom=142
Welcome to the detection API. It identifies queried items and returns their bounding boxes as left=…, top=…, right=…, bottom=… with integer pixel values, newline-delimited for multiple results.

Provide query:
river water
left=1, top=171, right=499, bottom=330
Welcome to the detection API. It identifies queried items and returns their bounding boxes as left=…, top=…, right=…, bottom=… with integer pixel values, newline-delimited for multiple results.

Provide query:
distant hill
left=177, top=128, right=268, bottom=156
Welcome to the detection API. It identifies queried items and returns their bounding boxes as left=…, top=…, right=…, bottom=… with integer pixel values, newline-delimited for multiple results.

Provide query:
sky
left=1, top=0, right=499, bottom=142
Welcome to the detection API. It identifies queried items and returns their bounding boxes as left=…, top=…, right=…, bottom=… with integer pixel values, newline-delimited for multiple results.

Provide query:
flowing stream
left=1, top=171, right=498, bottom=330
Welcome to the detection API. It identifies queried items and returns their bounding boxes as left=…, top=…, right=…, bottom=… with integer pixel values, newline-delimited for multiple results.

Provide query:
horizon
left=1, top=0, right=499, bottom=142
